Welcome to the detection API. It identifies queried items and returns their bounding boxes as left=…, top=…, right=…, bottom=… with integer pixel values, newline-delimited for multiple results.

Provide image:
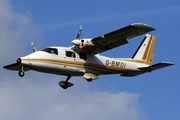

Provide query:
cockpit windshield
left=41, top=48, right=58, bottom=55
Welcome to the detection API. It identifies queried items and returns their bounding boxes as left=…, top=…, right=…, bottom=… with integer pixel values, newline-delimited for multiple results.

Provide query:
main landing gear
left=18, top=66, right=25, bottom=77
left=58, top=76, right=74, bottom=89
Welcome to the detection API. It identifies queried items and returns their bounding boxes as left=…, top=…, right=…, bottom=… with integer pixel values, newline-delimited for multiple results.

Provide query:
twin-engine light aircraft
left=3, top=23, right=174, bottom=89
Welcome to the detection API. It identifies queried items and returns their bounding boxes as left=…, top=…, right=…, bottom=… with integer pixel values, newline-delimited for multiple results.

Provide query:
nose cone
left=72, top=39, right=81, bottom=45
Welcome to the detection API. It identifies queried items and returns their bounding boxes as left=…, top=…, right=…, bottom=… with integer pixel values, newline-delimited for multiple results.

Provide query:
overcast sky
left=0, top=0, right=179, bottom=120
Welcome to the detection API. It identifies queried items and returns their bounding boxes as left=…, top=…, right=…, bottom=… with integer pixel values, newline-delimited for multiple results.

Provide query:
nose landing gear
left=58, top=76, right=74, bottom=89
left=18, top=66, right=25, bottom=77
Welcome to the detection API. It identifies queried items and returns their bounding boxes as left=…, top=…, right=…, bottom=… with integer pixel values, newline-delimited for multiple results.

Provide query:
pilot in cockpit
left=51, top=50, right=54, bottom=54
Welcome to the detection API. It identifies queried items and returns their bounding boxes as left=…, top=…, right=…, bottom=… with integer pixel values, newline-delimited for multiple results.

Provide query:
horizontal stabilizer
left=138, top=62, right=174, bottom=72
left=3, top=63, right=30, bottom=71
left=121, top=62, right=174, bottom=77
left=120, top=72, right=145, bottom=77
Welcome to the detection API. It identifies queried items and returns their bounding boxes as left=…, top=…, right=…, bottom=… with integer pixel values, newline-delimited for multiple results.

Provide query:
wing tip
left=161, top=62, right=175, bottom=66
left=131, top=23, right=155, bottom=30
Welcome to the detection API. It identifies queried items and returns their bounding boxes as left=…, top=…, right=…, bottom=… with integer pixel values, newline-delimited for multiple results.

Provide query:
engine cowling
left=72, top=39, right=96, bottom=51
left=72, top=39, right=81, bottom=45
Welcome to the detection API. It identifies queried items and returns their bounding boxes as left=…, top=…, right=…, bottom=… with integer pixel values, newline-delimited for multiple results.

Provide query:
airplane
left=3, top=23, right=174, bottom=89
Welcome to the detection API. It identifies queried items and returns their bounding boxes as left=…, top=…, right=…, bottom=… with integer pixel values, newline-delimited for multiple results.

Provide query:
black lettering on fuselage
left=105, top=60, right=126, bottom=68
left=111, top=61, right=115, bottom=67
left=106, top=60, right=109, bottom=66
left=115, top=61, right=120, bottom=67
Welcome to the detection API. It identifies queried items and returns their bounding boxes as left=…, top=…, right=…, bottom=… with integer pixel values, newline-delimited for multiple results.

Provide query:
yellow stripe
left=145, top=36, right=156, bottom=65
left=115, top=59, right=147, bottom=63
left=142, top=35, right=153, bottom=60
left=23, top=59, right=116, bottom=74
left=22, top=59, right=137, bottom=74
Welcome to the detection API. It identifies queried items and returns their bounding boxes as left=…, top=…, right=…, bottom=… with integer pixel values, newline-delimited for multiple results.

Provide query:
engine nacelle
left=84, top=73, right=99, bottom=82
left=72, top=39, right=96, bottom=51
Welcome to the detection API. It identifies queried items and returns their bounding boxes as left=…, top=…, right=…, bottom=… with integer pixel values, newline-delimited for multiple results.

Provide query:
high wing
left=91, top=23, right=155, bottom=54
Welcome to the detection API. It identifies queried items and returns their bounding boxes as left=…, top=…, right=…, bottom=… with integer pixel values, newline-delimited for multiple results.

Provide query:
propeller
left=31, top=42, right=36, bottom=52
left=72, top=26, right=83, bottom=46
left=77, top=25, right=82, bottom=40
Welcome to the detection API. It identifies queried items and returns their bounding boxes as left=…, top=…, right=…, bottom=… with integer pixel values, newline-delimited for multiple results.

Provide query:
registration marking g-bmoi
left=3, top=23, right=174, bottom=89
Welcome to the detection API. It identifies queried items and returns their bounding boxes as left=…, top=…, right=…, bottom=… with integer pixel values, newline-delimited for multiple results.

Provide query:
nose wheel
left=58, top=76, right=74, bottom=89
left=18, top=66, right=25, bottom=77
left=18, top=70, right=25, bottom=77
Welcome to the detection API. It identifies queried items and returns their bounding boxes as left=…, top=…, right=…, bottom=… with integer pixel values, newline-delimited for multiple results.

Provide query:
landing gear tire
left=58, top=81, right=74, bottom=89
left=59, top=82, right=68, bottom=89
left=87, top=79, right=92, bottom=82
left=18, top=70, right=25, bottom=77
left=62, top=86, right=68, bottom=89
left=58, top=76, right=74, bottom=89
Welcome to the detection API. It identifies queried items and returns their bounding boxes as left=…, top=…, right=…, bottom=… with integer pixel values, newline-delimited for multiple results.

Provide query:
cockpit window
left=41, top=48, right=58, bottom=55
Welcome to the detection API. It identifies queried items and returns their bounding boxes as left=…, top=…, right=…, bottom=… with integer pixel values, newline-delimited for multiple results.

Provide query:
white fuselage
left=20, top=47, right=149, bottom=76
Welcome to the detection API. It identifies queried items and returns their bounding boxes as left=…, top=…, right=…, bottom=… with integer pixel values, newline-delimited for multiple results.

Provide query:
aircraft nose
left=19, top=55, right=32, bottom=66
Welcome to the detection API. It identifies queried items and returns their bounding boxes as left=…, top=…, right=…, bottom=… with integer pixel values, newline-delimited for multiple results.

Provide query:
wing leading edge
left=91, top=23, right=155, bottom=54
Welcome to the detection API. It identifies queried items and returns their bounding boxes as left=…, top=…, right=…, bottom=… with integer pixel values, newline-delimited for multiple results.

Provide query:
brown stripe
left=142, top=35, right=153, bottom=60
left=22, top=59, right=137, bottom=74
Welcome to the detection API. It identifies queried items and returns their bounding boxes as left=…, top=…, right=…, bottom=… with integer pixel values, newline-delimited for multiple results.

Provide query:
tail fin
left=132, top=34, right=156, bottom=65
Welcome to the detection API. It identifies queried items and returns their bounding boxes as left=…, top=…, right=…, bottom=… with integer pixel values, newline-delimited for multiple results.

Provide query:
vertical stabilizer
left=132, top=34, right=156, bottom=65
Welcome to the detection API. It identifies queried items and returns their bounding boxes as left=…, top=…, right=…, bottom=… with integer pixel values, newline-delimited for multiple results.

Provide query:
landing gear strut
left=58, top=76, right=74, bottom=89
left=18, top=66, right=25, bottom=77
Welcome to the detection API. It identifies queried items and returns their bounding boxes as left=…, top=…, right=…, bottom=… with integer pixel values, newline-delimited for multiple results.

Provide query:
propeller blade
left=31, top=42, right=36, bottom=52
left=77, top=26, right=82, bottom=40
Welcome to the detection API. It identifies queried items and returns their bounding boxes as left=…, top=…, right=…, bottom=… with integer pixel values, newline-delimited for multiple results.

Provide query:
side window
left=41, top=48, right=58, bottom=55
left=79, top=52, right=87, bottom=59
left=66, top=51, right=76, bottom=58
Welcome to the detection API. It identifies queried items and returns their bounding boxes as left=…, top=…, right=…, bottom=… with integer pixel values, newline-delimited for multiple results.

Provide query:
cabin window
left=79, top=52, right=87, bottom=59
left=66, top=51, right=76, bottom=58
left=41, top=48, right=58, bottom=55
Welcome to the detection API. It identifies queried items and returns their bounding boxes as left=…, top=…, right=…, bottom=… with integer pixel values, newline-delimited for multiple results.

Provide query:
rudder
left=132, top=34, right=156, bottom=65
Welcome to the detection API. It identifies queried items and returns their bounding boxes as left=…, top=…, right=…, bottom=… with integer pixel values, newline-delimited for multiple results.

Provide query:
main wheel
left=58, top=81, right=74, bottom=89
left=62, top=86, right=68, bottom=89
left=86, top=79, right=92, bottom=82
left=58, top=81, right=68, bottom=89
left=18, top=70, right=25, bottom=77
